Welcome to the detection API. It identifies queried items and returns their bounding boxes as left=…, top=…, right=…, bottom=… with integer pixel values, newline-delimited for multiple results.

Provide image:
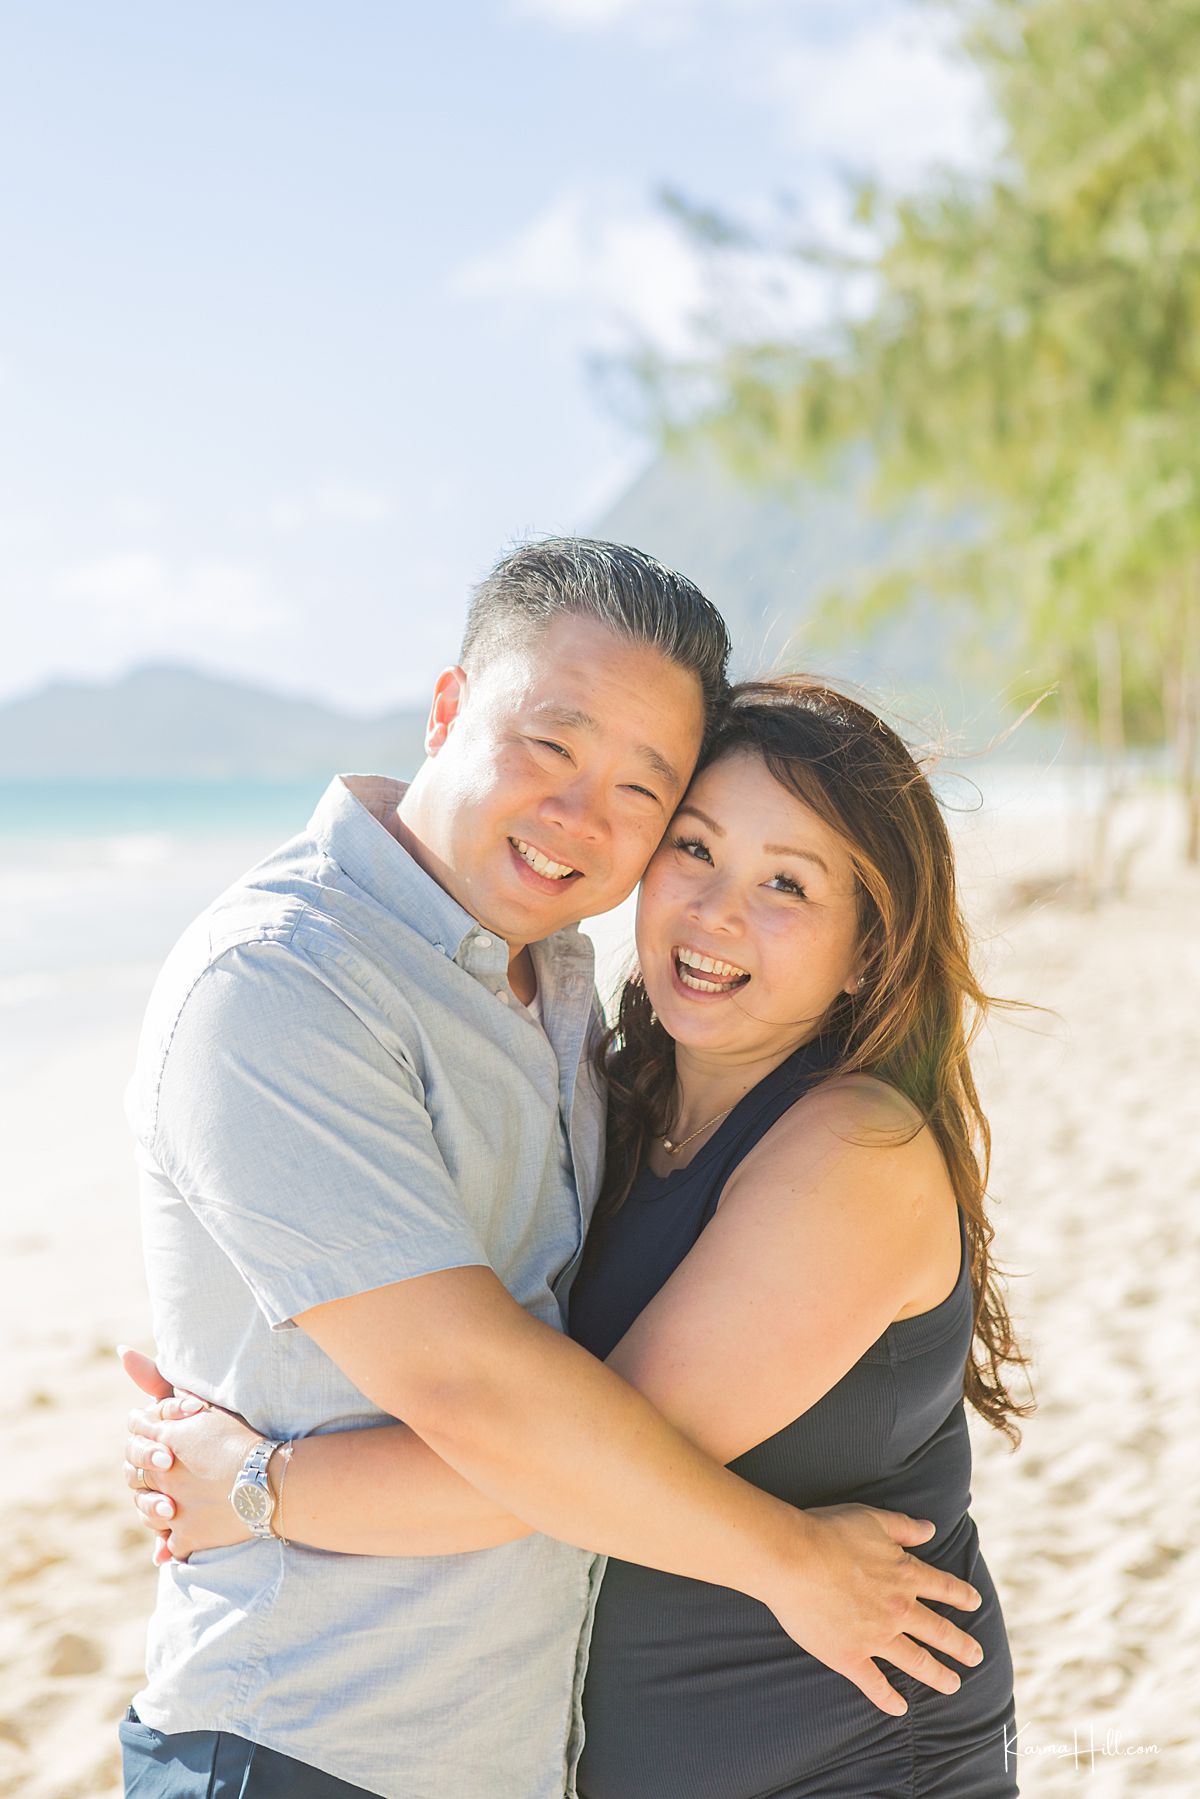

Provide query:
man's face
left=406, top=614, right=707, bottom=946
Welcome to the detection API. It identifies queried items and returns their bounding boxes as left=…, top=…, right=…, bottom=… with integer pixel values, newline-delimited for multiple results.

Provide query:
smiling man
left=120, top=538, right=980, bottom=1799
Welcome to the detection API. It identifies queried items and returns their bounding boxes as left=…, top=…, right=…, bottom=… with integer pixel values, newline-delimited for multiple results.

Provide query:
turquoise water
left=0, top=764, right=1099, bottom=999
left=0, top=779, right=328, bottom=840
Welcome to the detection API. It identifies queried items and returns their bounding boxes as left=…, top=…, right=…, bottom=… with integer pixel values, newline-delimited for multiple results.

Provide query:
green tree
left=640, top=0, right=1200, bottom=868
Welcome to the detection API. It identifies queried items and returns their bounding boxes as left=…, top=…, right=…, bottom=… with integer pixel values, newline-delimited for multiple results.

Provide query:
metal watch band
left=230, top=1437, right=284, bottom=1539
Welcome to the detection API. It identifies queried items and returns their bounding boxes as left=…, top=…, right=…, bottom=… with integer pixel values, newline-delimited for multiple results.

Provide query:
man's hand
left=119, top=1348, right=257, bottom=1563
left=765, top=1503, right=983, bottom=1715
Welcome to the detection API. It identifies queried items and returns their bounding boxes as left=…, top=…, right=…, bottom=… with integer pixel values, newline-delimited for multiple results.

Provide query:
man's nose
left=539, top=772, right=609, bottom=843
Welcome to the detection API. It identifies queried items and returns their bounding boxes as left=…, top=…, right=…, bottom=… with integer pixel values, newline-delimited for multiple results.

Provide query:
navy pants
left=121, top=1709, right=382, bottom=1798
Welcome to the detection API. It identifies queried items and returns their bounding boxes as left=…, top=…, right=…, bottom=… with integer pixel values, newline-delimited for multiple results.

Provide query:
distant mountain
left=3, top=459, right=1051, bottom=781
left=0, top=665, right=429, bottom=780
left=593, top=450, right=1042, bottom=751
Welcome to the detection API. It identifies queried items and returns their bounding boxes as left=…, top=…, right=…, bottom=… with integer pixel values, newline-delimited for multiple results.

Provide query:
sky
left=0, top=0, right=996, bottom=715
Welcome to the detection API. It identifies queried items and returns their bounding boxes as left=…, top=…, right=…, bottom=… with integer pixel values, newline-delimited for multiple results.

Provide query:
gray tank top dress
left=570, top=1037, right=1018, bottom=1798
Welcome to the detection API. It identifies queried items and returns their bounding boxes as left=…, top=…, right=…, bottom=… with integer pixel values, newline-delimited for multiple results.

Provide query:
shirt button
left=433, top=942, right=446, bottom=955
left=496, top=989, right=509, bottom=1004
left=477, top=934, right=492, bottom=950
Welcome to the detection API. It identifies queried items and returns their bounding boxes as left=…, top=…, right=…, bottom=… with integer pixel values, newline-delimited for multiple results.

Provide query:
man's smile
left=507, top=836, right=584, bottom=891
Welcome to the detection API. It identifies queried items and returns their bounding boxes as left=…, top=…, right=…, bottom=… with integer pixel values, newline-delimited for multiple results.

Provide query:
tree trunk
left=1167, top=570, right=1200, bottom=865
left=1090, top=618, right=1126, bottom=898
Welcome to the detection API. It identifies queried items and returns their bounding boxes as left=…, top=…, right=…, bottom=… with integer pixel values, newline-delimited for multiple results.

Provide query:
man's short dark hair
left=460, top=537, right=731, bottom=728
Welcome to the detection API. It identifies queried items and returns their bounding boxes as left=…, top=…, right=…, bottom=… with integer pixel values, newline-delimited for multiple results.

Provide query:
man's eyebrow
left=676, top=805, right=830, bottom=875
left=531, top=705, right=681, bottom=792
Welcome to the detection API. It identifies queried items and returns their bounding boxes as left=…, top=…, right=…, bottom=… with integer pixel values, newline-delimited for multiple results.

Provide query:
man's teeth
left=674, top=948, right=749, bottom=992
left=513, top=838, right=577, bottom=880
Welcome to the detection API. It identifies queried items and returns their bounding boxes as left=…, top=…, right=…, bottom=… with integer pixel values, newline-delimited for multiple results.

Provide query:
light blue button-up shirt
left=126, top=775, right=608, bottom=1798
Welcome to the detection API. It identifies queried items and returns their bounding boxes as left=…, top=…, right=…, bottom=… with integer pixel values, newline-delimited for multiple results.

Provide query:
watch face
left=232, top=1481, right=273, bottom=1526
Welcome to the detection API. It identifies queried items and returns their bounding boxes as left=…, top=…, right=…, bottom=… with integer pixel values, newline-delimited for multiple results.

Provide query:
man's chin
left=471, top=883, right=589, bottom=947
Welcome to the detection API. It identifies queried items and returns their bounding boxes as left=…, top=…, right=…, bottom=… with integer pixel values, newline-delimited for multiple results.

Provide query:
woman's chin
left=647, top=983, right=747, bottom=1051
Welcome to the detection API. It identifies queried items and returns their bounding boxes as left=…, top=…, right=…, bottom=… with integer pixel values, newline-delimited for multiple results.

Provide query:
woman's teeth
left=674, top=948, right=750, bottom=993
left=512, top=838, right=578, bottom=880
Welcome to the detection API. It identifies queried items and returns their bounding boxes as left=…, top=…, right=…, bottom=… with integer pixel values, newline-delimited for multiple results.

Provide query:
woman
left=126, top=677, right=1026, bottom=1797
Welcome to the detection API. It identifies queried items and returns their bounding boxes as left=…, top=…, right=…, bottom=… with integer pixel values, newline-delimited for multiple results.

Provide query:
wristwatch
left=229, top=1438, right=284, bottom=1538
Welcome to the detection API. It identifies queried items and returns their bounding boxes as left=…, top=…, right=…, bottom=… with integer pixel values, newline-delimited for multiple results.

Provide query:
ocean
left=0, top=763, right=1098, bottom=1075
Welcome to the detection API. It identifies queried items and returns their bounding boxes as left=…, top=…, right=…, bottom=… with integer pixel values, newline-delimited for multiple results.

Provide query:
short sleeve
left=151, top=940, right=491, bottom=1328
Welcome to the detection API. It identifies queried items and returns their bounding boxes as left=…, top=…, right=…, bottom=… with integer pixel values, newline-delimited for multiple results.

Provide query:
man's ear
left=425, top=665, right=468, bottom=754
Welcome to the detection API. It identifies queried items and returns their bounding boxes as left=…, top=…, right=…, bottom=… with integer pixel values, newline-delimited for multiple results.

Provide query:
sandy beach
left=1, top=781, right=1197, bottom=1798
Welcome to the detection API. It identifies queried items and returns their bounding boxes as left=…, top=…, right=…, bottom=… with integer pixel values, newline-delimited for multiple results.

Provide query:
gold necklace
left=661, top=1104, right=735, bottom=1157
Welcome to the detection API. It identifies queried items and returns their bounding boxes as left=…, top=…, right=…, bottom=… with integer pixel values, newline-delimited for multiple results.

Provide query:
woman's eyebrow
left=675, top=803, right=723, bottom=833
left=764, top=842, right=831, bottom=876
left=676, top=805, right=830, bottom=876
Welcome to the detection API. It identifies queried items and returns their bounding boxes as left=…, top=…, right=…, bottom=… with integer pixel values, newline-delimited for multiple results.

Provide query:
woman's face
left=635, top=750, right=865, bottom=1063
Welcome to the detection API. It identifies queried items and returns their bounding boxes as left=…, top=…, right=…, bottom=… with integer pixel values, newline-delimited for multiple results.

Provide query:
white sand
left=1, top=788, right=1197, bottom=1797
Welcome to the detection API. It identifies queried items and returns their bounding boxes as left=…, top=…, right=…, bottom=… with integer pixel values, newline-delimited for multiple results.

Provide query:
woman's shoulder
left=728, top=1067, right=947, bottom=1204
left=778, top=1068, right=929, bottom=1150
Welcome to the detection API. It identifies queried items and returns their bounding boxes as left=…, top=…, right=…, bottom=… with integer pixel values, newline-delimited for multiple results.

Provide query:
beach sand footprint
left=46, top=1633, right=104, bottom=1678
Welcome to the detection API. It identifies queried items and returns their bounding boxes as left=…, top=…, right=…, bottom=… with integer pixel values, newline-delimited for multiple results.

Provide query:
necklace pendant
left=662, top=1137, right=679, bottom=1156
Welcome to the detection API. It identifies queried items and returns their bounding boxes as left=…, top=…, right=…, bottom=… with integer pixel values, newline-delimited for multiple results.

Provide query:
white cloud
left=768, top=7, right=999, bottom=185
left=268, top=480, right=397, bottom=533
left=512, top=0, right=646, bottom=24
left=105, top=495, right=159, bottom=532
left=511, top=0, right=997, bottom=190
left=455, top=191, right=707, bottom=353
left=453, top=187, right=833, bottom=358
left=58, top=551, right=284, bottom=636
left=510, top=0, right=816, bottom=37
left=455, top=6, right=995, bottom=361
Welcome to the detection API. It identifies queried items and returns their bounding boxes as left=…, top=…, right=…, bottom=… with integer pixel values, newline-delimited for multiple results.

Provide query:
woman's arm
left=127, top=1076, right=956, bottom=1560
left=603, top=1075, right=959, bottom=1463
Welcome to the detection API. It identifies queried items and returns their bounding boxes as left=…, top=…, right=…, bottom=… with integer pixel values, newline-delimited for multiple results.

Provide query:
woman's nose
left=686, top=873, right=742, bottom=931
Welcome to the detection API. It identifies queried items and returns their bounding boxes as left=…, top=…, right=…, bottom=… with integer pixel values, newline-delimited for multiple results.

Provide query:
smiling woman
left=568, top=674, right=1028, bottom=1796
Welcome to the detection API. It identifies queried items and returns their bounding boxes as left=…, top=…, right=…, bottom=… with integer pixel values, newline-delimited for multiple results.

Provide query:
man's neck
left=508, top=945, right=537, bottom=1006
left=389, top=785, right=537, bottom=1005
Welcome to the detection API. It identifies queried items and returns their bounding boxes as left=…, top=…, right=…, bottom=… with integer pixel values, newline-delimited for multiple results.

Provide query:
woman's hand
left=120, top=1349, right=263, bottom=1563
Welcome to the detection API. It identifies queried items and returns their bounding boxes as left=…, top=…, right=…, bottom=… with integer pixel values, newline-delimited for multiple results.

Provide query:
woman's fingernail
left=151, top=1450, right=173, bottom=1469
left=155, top=1499, right=174, bottom=1518
left=178, top=1396, right=205, bottom=1415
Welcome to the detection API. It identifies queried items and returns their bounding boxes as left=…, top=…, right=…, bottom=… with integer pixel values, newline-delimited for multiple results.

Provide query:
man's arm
left=129, top=1075, right=962, bottom=1562
left=136, top=944, right=982, bottom=1713
left=126, top=1259, right=985, bottom=1713
left=323, top=1266, right=987, bottom=1710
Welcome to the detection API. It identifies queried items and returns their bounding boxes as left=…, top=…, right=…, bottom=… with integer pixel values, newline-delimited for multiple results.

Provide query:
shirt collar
left=307, top=775, right=597, bottom=993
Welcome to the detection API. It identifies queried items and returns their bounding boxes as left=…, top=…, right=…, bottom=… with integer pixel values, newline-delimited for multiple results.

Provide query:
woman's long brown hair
left=594, top=676, right=1033, bottom=1443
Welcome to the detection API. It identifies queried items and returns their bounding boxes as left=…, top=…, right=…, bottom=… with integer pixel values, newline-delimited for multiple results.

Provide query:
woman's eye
left=670, top=834, right=712, bottom=863
left=766, top=874, right=806, bottom=898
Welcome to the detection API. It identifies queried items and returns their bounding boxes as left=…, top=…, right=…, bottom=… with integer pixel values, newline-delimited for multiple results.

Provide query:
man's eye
left=626, top=785, right=660, bottom=803
left=535, top=739, right=571, bottom=758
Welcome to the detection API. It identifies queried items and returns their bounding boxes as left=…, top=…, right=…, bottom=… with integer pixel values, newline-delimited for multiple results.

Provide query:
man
left=119, top=538, right=981, bottom=1798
